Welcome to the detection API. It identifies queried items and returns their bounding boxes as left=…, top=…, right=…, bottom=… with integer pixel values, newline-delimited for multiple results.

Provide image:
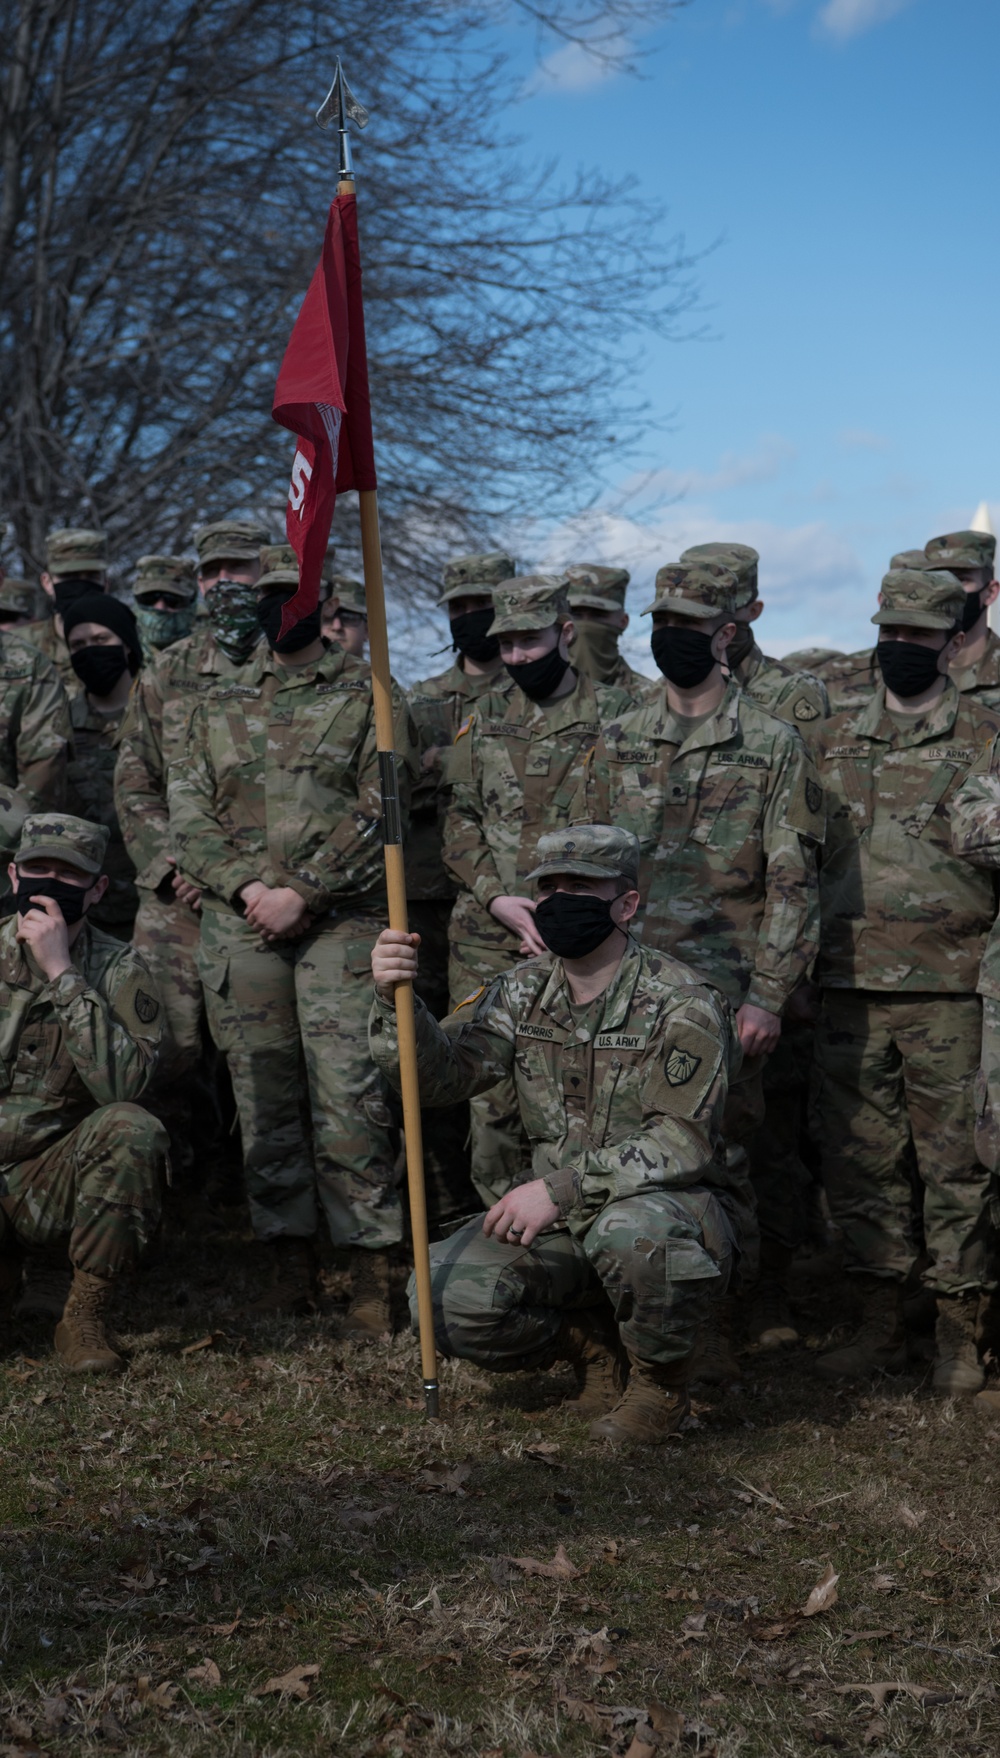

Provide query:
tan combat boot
left=555, top=1309, right=628, bottom=1417
left=54, top=1270, right=123, bottom=1373
left=689, top=1297, right=742, bottom=1384
left=932, top=1293, right=984, bottom=1396
left=814, top=1274, right=907, bottom=1380
left=744, top=1242, right=799, bottom=1350
left=244, top=1237, right=317, bottom=1316
left=340, top=1248, right=393, bottom=1342
left=589, top=1353, right=690, bottom=1446
left=14, top=1244, right=73, bottom=1320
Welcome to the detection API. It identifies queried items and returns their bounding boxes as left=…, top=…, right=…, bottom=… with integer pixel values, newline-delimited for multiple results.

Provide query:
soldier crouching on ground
left=369, top=824, right=750, bottom=1446
left=0, top=814, right=167, bottom=1371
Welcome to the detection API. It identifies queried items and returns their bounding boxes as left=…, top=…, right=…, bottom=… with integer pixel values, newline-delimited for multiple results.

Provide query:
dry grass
left=2, top=1216, right=999, bottom=1757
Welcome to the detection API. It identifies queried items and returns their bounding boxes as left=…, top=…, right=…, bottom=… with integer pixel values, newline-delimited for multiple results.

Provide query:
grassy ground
left=2, top=1213, right=999, bottom=1758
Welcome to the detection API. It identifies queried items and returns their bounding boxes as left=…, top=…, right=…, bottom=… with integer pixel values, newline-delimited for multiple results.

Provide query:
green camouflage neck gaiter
left=205, top=580, right=261, bottom=662
left=570, top=619, right=622, bottom=684
left=134, top=603, right=197, bottom=652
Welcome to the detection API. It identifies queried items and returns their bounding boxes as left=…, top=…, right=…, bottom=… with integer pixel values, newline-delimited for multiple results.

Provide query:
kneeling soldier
left=0, top=814, right=167, bottom=1370
left=369, top=825, right=749, bottom=1445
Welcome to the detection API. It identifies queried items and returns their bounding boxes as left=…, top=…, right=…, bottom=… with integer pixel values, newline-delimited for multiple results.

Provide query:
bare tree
left=0, top=0, right=695, bottom=597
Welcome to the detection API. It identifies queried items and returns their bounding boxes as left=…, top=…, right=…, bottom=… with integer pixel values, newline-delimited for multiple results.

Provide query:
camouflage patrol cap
left=194, top=519, right=270, bottom=568
left=326, top=574, right=367, bottom=618
left=872, top=568, right=965, bottom=631
left=133, top=555, right=197, bottom=603
left=681, top=542, right=759, bottom=610
left=45, top=528, right=108, bottom=578
left=564, top=563, right=631, bottom=614
left=438, top=550, right=517, bottom=606
left=0, top=577, right=38, bottom=620
left=924, top=530, right=997, bottom=575
left=487, top=574, right=571, bottom=636
left=526, top=824, right=640, bottom=887
left=642, top=560, right=740, bottom=620
left=15, top=812, right=109, bottom=876
left=890, top=548, right=931, bottom=571
left=260, top=542, right=297, bottom=575
left=256, top=563, right=299, bottom=591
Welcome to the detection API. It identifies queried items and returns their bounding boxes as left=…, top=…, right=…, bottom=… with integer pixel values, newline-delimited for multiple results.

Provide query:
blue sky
left=498, top=0, right=999, bottom=674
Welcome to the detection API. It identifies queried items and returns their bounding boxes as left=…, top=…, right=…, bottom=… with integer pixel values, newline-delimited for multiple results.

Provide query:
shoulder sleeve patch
left=792, top=697, right=820, bottom=723
left=112, top=965, right=163, bottom=1041
left=649, top=1020, right=724, bottom=1119
left=453, top=984, right=485, bottom=1012
left=454, top=714, right=474, bottom=742
left=782, top=759, right=826, bottom=843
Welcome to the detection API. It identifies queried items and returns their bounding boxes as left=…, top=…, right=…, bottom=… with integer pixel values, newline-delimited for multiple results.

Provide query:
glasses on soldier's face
left=326, top=609, right=366, bottom=628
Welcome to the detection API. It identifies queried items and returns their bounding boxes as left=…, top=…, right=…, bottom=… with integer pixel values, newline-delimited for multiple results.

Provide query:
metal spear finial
left=315, top=58, right=369, bottom=179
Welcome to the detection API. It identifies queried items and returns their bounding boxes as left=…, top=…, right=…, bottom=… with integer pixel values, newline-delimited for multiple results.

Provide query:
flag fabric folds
left=271, top=192, right=376, bottom=634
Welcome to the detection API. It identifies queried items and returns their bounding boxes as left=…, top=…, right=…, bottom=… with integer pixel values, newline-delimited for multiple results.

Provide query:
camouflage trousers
left=132, top=887, right=223, bottom=1168
left=812, top=990, right=994, bottom=1293
left=408, top=1188, right=736, bottom=1369
left=0, top=1103, right=166, bottom=1277
left=975, top=995, right=1000, bottom=1175
left=198, top=908, right=403, bottom=1248
left=408, top=900, right=477, bottom=1233
left=448, top=931, right=538, bottom=1206
left=747, top=1022, right=815, bottom=1251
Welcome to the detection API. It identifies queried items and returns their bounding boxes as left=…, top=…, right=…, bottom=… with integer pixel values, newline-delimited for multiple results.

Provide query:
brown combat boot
left=589, top=1353, right=690, bottom=1446
left=14, top=1244, right=72, bottom=1320
left=554, top=1309, right=628, bottom=1417
left=244, top=1237, right=317, bottom=1316
left=339, top=1248, right=393, bottom=1342
left=744, top=1242, right=799, bottom=1350
left=54, top=1270, right=123, bottom=1374
left=689, top=1297, right=742, bottom=1384
left=814, top=1274, right=907, bottom=1380
left=932, top=1293, right=984, bottom=1396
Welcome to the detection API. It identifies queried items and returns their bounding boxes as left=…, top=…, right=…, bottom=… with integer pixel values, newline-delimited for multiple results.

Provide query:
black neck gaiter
left=726, top=621, right=756, bottom=668
left=15, top=874, right=90, bottom=924
left=257, top=589, right=322, bottom=654
left=71, top=645, right=130, bottom=696
left=54, top=578, right=103, bottom=618
left=961, top=590, right=986, bottom=635
left=506, top=647, right=570, bottom=702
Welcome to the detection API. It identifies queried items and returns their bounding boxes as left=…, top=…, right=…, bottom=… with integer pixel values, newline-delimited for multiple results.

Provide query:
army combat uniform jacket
left=0, top=632, right=70, bottom=815
left=66, top=694, right=137, bottom=935
left=815, top=683, right=1000, bottom=992
left=0, top=916, right=161, bottom=1169
left=168, top=639, right=416, bottom=917
left=583, top=680, right=824, bottom=1015
left=729, top=640, right=829, bottom=741
left=949, top=628, right=1000, bottom=713
left=370, top=938, right=751, bottom=1246
left=810, top=647, right=879, bottom=716
left=405, top=659, right=507, bottom=903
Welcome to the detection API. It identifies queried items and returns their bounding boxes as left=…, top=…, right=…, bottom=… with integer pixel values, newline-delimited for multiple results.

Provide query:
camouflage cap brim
left=256, top=568, right=300, bottom=591
left=526, top=854, right=639, bottom=885
left=15, top=837, right=101, bottom=875
left=566, top=590, right=624, bottom=613
left=871, top=606, right=958, bottom=631
left=197, top=542, right=264, bottom=567
left=437, top=583, right=496, bottom=607
left=640, top=594, right=720, bottom=619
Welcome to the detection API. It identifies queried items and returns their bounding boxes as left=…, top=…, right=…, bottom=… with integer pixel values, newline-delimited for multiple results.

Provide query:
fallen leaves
left=508, top=1545, right=584, bottom=1580
left=414, top=1461, right=472, bottom=1496
left=184, top=1658, right=221, bottom=1688
left=802, top=1563, right=840, bottom=1619
left=833, top=1681, right=966, bottom=1711
left=254, top=1662, right=320, bottom=1701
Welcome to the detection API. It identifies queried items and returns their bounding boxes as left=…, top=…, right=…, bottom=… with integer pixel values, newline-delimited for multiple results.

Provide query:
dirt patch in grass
left=2, top=1216, right=999, bottom=1756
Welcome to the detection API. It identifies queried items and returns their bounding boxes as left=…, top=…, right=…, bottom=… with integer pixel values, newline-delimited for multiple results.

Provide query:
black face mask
left=960, top=589, right=986, bottom=635
left=651, top=625, right=717, bottom=688
left=726, top=621, right=756, bottom=668
left=451, top=609, right=500, bottom=665
left=506, top=646, right=570, bottom=702
left=53, top=578, right=104, bottom=618
left=875, top=638, right=944, bottom=699
left=71, top=644, right=130, bottom=697
left=534, top=891, right=622, bottom=959
left=15, top=873, right=91, bottom=924
left=257, top=590, right=322, bottom=654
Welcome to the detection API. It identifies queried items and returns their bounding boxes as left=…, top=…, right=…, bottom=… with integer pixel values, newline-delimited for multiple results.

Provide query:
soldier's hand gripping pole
left=318, top=62, right=439, bottom=1417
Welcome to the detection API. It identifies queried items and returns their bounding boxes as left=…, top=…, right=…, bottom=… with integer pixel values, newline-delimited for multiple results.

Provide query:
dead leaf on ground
left=135, top=1677, right=178, bottom=1711
left=180, top=1332, right=225, bottom=1356
left=119, top=1565, right=156, bottom=1593
left=602, top=1539, right=623, bottom=1563
left=415, top=1461, right=472, bottom=1496
left=645, top=1701, right=686, bottom=1744
left=184, top=1658, right=221, bottom=1687
left=752, top=1619, right=800, bottom=1641
left=872, top=1574, right=902, bottom=1593
left=509, top=1544, right=584, bottom=1580
left=254, top=1662, right=320, bottom=1700
left=623, top=1738, right=658, bottom=1758
left=833, top=1681, right=965, bottom=1711
left=898, top=1503, right=927, bottom=1530
left=842, top=1628, right=899, bottom=1645
left=205, top=1608, right=242, bottom=1637
left=555, top=1689, right=612, bottom=1733
left=416, top=1653, right=462, bottom=1672
left=524, top=1441, right=563, bottom=1468
left=802, top=1563, right=840, bottom=1618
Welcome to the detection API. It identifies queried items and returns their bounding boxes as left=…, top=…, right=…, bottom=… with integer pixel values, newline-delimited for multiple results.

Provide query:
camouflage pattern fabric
left=130, top=889, right=222, bottom=1167
left=0, top=1102, right=166, bottom=1277
left=948, top=627, right=1000, bottom=712
left=15, top=811, right=107, bottom=872
left=976, top=994, right=1000, bottom=1174
left=405, top=659, right=507, bottom=903
left=198, top=909, right=402, bottom=1247
left=406, top=898, right=478, bottom=1231
left=811, top=990, right=993, bottom=1293
left=0, top=914, right=162, bottom=1169
left=581, top=678, right=823, bottom=1014
left=806, top=647, right=879, bottom=715
left=20, top=613, right=78, bottom=695
left=45, top=528, right=107, bottom=576
left=0, top=631, right=70, bottom=814
left=728, top=640, right=829, bottom=744
left=66, top=694, right=137, bottom=936
left=438, top=550, right=516, bottom=604
left=814, top=683, right=1000, bottom=993
left=194, top=519, right=269, bottom=568
left=0, top=579, right=39, bottom=621
left=747, top=1017, right=816, bottom=1252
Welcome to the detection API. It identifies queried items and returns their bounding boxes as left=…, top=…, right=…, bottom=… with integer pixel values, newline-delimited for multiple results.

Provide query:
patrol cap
left=194, top=520, right=270, bottom=569
left=260, top=542, right=297, bottom=576
left=527, top=824, right=640, bottom=888
left=0, top=578, right=38, bottom=620
left=325, top=574, right=367, bottom=617
left=487, top=574, right=571, bottom=636
left=890, top=548, right=931, bottom=572
left=15, top=812, right=109, bottom=876
left=923, top=530, right=997, bottom=574
left=564, top=563, right=630, bottom=614
left=45, top=528, right=108, bottom=578
left=133, top=555, right=197, bottom=604
left=680, top=542, right=759, bottom=610
left=872, top=568, right=965, bottom=631
left=438, top=550, right=516, bottom=606
left=642, top=560, right=740, bottom=620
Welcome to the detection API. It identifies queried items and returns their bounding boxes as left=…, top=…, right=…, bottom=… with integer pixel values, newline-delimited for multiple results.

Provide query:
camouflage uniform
left=926, top=532, right=1000, bottom=713
left=0, top=631, right=70, bottom=833
left=22, top=528, right=110, bottom=695
left=0, top=579, right=41, bottom=626
left=564, top=564, right=652, bottom=697
left=811, top=571, right=1000, bottom=1294
left=131, top=554, right=198, bottom=655
left=443, top=576, right=636, bottom=1202
left=66, top=693, right=137, bottom=938
left=0, top=815, right=166, bottom=1280
left=168, top=637, right=417, bottom=1248
left=938, top=729, right=1000, bottom=1178
left=369, top=827, right=750, bottom=1371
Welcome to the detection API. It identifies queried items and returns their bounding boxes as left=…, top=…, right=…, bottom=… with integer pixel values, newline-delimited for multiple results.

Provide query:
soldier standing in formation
left=564, top=564, right=650, bottom=695
left=62, top=594, right=142, bottom=938
left=29, top=529, right=110, bottom=692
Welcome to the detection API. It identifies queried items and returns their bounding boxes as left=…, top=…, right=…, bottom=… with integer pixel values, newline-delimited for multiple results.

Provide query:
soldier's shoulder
left=953, top=693, right=1000, bottom=746
left=734, top=690, right=809, bottom=752
left=636, top=944, right=729, bottom=1019
left=0, top=630, right=55, bottom=682
left=594, top=679, right=639, bottom=719
left=408, top=664, right=460, bottom=701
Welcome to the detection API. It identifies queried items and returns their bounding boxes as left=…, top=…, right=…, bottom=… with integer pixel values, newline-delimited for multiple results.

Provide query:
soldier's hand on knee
left=488, top=894, right=547, bottom=956
left=736, top=1003, right=781, bottom=1057
left=483, top=1178, right=560, bottom=1248
left=372, top=929, right=421, bottom=999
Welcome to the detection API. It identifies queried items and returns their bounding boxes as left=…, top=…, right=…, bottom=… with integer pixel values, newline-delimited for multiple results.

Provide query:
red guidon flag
left=271, top=191, right=376, bottom=634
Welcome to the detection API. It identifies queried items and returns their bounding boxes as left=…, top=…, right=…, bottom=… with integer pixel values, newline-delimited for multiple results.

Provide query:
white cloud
left=526, top=36, right=631, bottom=94
left=817, top=0, right=917, bottom=42
left=619, top=434, right=797, bottom=503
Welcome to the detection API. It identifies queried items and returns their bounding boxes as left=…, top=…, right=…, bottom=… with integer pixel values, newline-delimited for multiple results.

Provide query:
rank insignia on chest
left=664, top=1046, right=701, bottom=1086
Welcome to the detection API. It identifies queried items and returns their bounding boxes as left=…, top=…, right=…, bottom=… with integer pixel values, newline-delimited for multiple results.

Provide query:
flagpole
left=326, top=69, right=439, bottom=1419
